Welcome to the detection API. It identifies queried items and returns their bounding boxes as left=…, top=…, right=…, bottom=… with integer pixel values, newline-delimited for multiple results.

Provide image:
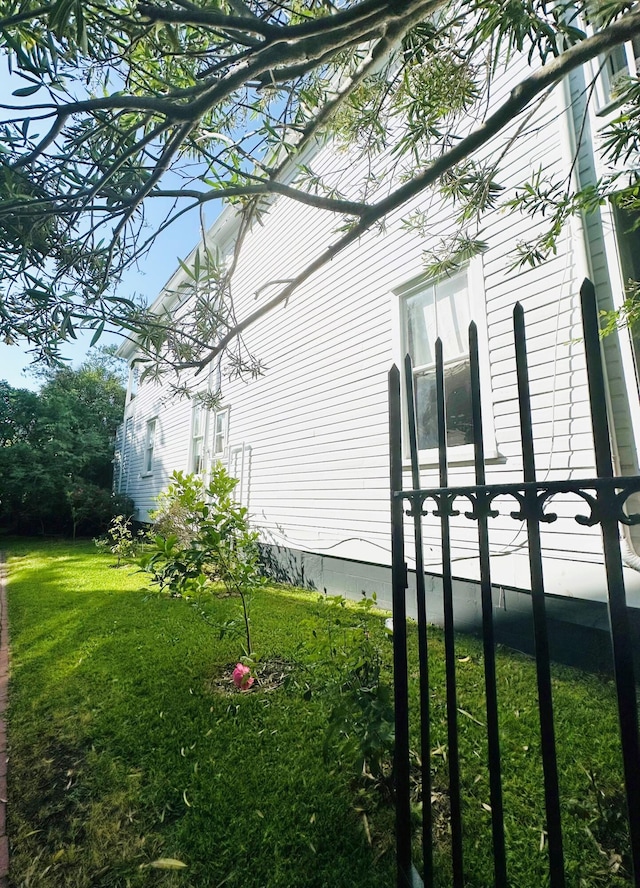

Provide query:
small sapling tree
left=143, top=464, right=264, bottom=658
left=149, top=470, right=207, bottom=549
left=95, top=514, right=141, bottom=567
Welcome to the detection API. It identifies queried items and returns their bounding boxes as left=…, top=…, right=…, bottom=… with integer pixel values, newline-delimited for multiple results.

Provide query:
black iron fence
left=388, top=279, right=640, bottom=887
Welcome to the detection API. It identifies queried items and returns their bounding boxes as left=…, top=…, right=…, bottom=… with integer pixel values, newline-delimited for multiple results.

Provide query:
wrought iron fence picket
left=435, top=337, right=465, bottom=888
left=389, top=363, right=413, bottom=888
left=513, top=301, right=565, bottom=888
left=580, top=279, right=640, bottom=882
left=389, top=278, right=640, bottom=887
left=469, top=320, right=508, bottom=888
left=404, top=354, right=433, bottom=881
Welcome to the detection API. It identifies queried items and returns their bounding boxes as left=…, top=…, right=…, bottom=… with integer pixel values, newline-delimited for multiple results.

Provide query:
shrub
left=142, top=464, right=264, bottom=657
left=95, top=514, right=143, bottom=566
left=149, top=471, right=206, bottom=548
left=68, top=482, right=134, bottom=539
left=296, top=594, right=395, bottom=781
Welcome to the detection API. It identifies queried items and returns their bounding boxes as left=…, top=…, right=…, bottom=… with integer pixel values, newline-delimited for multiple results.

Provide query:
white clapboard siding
left=114, top=51, right=640, bottom=595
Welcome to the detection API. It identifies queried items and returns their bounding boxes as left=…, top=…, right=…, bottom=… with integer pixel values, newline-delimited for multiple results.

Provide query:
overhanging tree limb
left=188, top=7, right=640, bottom=370
left=2, top=0, right=640, bottom=373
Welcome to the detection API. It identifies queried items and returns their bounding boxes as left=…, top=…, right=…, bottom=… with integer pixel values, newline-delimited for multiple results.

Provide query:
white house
left=115, top=36, right=640, bottom=660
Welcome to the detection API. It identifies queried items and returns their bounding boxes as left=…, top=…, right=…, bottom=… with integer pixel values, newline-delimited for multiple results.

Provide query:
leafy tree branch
left=185, top=7, right=640, bottom=371
left=1, top=0, right=640, bottom=378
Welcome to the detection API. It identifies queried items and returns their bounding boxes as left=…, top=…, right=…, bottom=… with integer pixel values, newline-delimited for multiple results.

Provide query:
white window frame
left=212, top=408, right=230, bottom=459
left=190, top=403, right=209, bottom=474
left=597, top=198, right=640, bottom=468
left=121, top=416, right=133, bottom=492
left=394, top=260, right=496, bottom=466
left=126, top=364, right=139, bottom=403
left=113, top=443, right=122, bottom=493
left=585, top=21, right=640, bottom=113
left=143, top=417, right=157, bottom=475
left=228, top=442, right=251, bottom=508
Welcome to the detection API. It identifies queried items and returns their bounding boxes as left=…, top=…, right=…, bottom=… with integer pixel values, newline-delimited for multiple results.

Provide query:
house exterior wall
left=566, top=60, right=640, bottom=550
left=116, top=53, right=640, bottom=602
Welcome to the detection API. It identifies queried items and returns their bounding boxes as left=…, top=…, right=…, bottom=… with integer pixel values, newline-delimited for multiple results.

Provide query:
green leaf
left=177, top=257, right=196, bottom=280
left=76, top=0, right=88, bottom=53
left=90, top=322, right=105, bottom=347
left=12, top=85, right=42, bottom=97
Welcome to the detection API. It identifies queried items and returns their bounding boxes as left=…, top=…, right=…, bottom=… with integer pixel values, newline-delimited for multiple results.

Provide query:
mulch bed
left=207, top=657, right=295, bottom=695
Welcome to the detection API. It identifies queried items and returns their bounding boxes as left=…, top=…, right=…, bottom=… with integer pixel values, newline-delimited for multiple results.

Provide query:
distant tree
left=37, top=351, right=129, bottom=488
left=0, top=381, right=47, bottom=531
left=1, top=1, right=640, bottom=384
left=0, top=351, right=129, bottom=535
left=0, top=381, right=39, bottom=448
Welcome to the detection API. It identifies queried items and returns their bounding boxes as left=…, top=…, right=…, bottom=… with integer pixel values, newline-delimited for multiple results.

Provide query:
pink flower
left=232, top=663, right=254, bottom=690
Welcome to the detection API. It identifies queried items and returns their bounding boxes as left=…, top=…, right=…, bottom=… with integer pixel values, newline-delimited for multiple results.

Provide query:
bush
left=68, top=482, right=134, bottom=539
left=149, top=471, right=206, bottom=548
left=142, top=464, right=264, bottom=657
left=95, top=514, right=145, bottom=566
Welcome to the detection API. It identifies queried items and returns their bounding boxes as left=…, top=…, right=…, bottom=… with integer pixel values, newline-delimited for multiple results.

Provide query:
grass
left=3, top=540, right=635, bottom=887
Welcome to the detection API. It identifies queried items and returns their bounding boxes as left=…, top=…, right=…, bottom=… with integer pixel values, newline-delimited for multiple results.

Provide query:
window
left=121, top=417, right=133, bottom=491
left=127, top=364, right=139, bottom=402
left=229, top=443, right=251, bottom=507
left=144, top=418, right=157, bottom=474
left=612, top=202, right=640, bottom=393
left=213, top=408, right=229, bottom=457
left=191, top=404, right=207, bottom=473
left=588, top=20, right=640, bottom=110
left=402, top=269, right=474, bottom=452
left=189, top=405, right=228, bottom=474
left=599, top=38, right=640, bottom=106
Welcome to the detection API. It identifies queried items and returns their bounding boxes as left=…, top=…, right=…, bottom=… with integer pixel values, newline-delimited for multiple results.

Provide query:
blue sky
left=0, top=217, right=208, bottom=389
left=0, top=66, right=218, bottom=389
left=0, top=195, right=216, bottom=390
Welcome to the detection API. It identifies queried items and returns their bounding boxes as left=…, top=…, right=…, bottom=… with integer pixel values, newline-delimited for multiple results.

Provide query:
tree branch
left=104, top=120, right=195, bottom=281
left=0, top=4, right=51, bottom=29
left=185, top=6, right=640, bottom=370
left=367, top=7, right=640, bottom=224
left=137, top=2, right=277, bottom=39
left=153, top=183, right=369, bottom=215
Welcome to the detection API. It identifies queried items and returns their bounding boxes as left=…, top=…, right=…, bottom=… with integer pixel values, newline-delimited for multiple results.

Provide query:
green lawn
left=4, top=540, right=634, bottom=887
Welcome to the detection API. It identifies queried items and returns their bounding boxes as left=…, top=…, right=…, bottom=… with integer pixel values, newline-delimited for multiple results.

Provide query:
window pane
left=414, top=360, right=474, bottom=450
left=145, top=419, right=156, bottom=473
left=406, top=285, right=436, bottom=367
left=613, top=203, right=640, bottom=395
left=434, top=273, right=470, bottom=360
left=129, top=366, right=139, bottom=400
left=414, top=370, right=438, bottom=450
left=405, top=270, right=470, bottom=368
left=214, top=411, right=228, bottom=455
left=191, top=405, right=206, bottom=472
left=601, top=44, right=632, bottom=102
left=192, top=405, right=202, bottom=438
left=607, top=44, right=629, bottom=79
left=192, top=438, right=204, bottom=474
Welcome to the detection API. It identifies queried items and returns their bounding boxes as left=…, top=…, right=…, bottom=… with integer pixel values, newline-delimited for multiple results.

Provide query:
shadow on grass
left=5, top=541, right=396, bottom=888
left=5, top=540, right=634, bottom=888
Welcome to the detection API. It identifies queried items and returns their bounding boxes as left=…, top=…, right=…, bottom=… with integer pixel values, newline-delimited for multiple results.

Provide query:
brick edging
left=0, top=554, right=9, bottom=886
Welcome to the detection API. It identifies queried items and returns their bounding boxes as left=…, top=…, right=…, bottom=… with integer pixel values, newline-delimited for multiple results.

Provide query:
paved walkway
left=0, top=555, right=9, bottom=886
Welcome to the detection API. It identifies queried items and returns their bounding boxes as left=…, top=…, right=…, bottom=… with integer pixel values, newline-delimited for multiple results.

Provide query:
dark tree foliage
left=0, top=351, right=131, bottom=535
left=1, top=1, right=640, bottom=382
